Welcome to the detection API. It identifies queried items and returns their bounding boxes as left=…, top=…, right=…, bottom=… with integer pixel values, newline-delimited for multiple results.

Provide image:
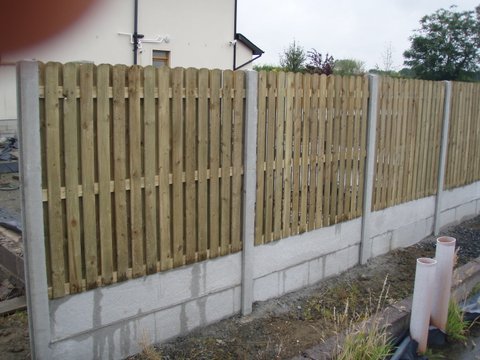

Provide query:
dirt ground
left=0, top=178, right=480, bottom=360
left=0, top=173, right=21, bottom=225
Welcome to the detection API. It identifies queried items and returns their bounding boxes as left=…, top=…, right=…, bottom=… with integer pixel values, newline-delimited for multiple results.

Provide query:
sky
left=237, top=0, right=479, bottom=71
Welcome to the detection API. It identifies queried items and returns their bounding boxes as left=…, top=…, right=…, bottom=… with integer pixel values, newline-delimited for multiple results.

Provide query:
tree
left=333, top=59, right=365, bottom=76
left=280, top=40, right=306, bottom=72
left=403, top=6, right=480, bottom=81
left=305, top=49, right=335, bottom=75
left=381, top=42, right=395, bottom=72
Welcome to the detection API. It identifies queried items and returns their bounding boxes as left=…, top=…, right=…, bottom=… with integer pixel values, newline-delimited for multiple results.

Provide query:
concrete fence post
left=434, top=81, right=452, bottom=235
left=17, top=61, right=52, bottom=359
left=241, top=70, right=258, bottom=315
left=360, top=74, right=380, bottom=265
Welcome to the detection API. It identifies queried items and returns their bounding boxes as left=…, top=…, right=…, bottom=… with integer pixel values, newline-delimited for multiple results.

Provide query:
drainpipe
left=235, top=54, right=263, bottom=71
left=233, top=0, right=237, bottom=70
left=431, top=236, right=456, bottom=332
left=410, top=257, right=437, bottom=354
left=132, top=0, right=144, bottom=65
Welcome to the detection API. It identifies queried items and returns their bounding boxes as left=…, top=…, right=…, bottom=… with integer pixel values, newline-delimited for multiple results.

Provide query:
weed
left=334, top=276, right=394, bottom=360
left=422, top=348, right=445, bottom=359
left=446, top=300, right=468, bottom=343
left=138, top=331, right=162, bottom=360
left=469, top=282, right=480, bottom=297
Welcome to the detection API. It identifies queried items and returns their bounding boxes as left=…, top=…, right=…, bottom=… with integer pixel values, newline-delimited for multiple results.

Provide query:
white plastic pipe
left=431, top=236, right=456, bottom=331
left=410, top=257, right=437, bottom=354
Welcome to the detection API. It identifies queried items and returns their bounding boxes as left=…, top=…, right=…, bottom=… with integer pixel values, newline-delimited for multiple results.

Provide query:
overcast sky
left=237, top=0, right=479, bottom=70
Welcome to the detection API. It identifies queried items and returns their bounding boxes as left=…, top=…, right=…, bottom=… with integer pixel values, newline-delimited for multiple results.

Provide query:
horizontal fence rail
left=445, top=82, right=480, bottom=189
left=39, top=62, right=246, bottom=298
left=255, top=72, right=369, bottom=244
left=372, top=78, right=445, bottom=211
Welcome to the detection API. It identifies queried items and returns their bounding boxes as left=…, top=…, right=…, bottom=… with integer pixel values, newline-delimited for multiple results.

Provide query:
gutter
left=233, top=0, right=263, bottom=70
left=234, top=33, right=264, bottom=70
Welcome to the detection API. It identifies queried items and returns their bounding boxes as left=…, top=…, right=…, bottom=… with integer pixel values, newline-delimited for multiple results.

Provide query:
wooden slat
left=427, top=83, right=440, bottom=194
left=128, top=65, right=145, bottom=277
left=451, top=83, right=462, bottom=187
left=112, top=65, right=129, bottom=280
left=389, top=78, right=401, bottom=206
left=143, top=66, right=158, bottom=273
left=299, top=74, right=311, bottom=232
left=197, top=69, right=209, bottom=259
left=336, top=76, right=348, bottom=220
left=412, top=80, right=424, bottom=199
left=410, top=79, right=420, bottom=199
left=282, top=72, right=295, bottom=237
left=350, top=76, right=361, bottom=216
left=329, top=76, right=341, bottom=223
left=397, top=79, right=409, bottom=204
left=323, top=75, right=334, bottom=225
left=402, top=79, right=412, bottom=198
left=220, top=70, right=233, bottom=253
left=420, top=81, right=433, bottom=197
left=315, top=75, right=327, bottom=225
left=158, top=66, right=172, bottom=270
left=209, top=69, right=221, bottom=253
left=231, top=71, right=244, bottom=252
left=171, top=68, right=185, bottom=266
left=356, top=75, right=369, bottom=215
left=377, top=77, right=389, bottom=209
left=291, top=72, right=303, bottom=234
left=308, top=74, right=320, bottom=230
left=79, top=63, right=98, bottom=290
left=462, top=84, right=473, bottom=185
left=63, top=63, right=82, bottom=294
left=344, top=76, right=355, bottom=219
left=96, top=64, right=114, bottom=284
left=45, top=63, right=66, bottom=297
left=185, top=68, right=198, bottom=263
left=273, top=72, right=286, bottom=239
left=264, top=72, right=276, bottom=242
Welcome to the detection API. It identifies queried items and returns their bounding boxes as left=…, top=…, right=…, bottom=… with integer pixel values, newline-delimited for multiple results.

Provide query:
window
left=152, top=50, right=170, bottom=68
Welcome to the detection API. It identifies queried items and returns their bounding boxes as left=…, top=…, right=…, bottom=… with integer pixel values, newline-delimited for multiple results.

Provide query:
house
left=0, top=0, right=263, bottom=135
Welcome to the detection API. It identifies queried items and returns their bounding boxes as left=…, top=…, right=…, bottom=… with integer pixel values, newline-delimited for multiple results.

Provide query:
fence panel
left=255, top=72, right=369, bottom=245
left=372, top=78, right=445, bottom=211
left=445, top=82, right=480, bottom=189
left=39, top=63, right=245, bottom=298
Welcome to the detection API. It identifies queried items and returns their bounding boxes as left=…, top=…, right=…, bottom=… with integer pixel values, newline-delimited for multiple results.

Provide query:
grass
left=138, top=331, right=162, bottom=360
left=446, top=299, right=469, bottom=343
left=334, top=276, right=394, bottom=360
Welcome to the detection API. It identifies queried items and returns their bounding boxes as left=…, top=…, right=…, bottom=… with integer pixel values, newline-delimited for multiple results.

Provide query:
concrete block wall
left=440, top=182, right=480, bottom=228
left=49, top=253, right=242, bottom=359
left=369, top=196, right=436, bottom=257
left=253, top=218, right=361, bottom=301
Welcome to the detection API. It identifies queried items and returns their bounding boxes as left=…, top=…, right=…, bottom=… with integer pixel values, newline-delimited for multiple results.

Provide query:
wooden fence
left=372, top=78, right=445, bottom=211
left=36, top=62, right=480, bottom=298
left=255, top=72, right=369, bottom=244
left=39, top=63, right=245, bottom=298
left=445, top=82, right=480, bottom=189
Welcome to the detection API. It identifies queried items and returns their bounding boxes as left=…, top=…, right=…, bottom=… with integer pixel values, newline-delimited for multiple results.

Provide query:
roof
left=235, top=33, right=264, bottom=56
